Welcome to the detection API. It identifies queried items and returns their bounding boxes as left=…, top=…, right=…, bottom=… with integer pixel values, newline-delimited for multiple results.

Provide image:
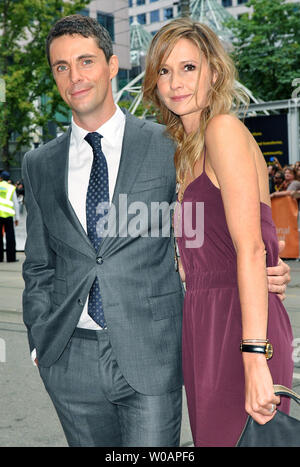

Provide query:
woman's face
left=156, top=38, right=215, bottom=132
left=284, top=169, right=295, bottom=182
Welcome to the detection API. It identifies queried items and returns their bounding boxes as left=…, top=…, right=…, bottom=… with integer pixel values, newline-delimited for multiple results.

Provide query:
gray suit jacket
left=22, top=111, right=184, bottom=395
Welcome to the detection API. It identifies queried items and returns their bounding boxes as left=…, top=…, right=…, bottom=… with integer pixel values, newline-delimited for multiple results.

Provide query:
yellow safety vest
left=0, top=180, right=16, bottom=218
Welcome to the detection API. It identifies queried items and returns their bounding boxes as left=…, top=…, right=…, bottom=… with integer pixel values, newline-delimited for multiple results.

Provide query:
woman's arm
left=205, top=114, right=280, bottom=424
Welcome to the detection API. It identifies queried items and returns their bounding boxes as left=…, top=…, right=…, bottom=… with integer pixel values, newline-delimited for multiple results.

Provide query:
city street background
left=0, top=211, right=299, bottom=447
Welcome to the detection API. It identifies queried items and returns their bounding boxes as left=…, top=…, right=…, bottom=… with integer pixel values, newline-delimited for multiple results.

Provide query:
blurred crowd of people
left=269, top=159, right=300, bottom=200
left=268, top=159, right=300, bottom=238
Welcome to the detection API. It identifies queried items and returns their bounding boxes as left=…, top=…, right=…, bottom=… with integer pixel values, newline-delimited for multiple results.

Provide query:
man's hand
left=266, top=241, right=291, bottom=301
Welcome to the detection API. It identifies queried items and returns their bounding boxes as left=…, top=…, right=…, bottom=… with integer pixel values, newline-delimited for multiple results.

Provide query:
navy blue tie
left=85, top=132, right=109, bottom=328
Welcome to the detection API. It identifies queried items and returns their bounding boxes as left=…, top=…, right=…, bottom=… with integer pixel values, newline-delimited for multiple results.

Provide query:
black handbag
left=236, top=385, right=300, bottom=447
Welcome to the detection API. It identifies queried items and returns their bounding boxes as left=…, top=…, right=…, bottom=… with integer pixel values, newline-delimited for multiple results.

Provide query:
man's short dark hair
left=46, top=14, right=113, bottom=66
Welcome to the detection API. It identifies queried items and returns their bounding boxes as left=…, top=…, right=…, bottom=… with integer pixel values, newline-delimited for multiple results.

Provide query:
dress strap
left=203, top=146, right=207, bottom=174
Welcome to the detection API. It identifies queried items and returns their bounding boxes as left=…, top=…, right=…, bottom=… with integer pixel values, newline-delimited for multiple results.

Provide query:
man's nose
left=69, top=65, right=83, bottom=84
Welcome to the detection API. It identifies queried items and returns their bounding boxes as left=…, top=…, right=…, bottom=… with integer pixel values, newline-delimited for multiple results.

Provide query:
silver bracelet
left=242, top=339, right=268, bottom=344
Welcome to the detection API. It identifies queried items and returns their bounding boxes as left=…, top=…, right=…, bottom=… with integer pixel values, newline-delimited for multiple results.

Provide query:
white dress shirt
left=69, top=105, right=126, bottom=329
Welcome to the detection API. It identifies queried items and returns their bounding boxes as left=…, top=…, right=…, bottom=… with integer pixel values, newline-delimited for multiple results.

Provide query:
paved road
left=0, top=238, right=299, bottom=446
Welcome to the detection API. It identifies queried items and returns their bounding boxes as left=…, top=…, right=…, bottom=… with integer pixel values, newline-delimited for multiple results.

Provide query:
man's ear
left=109, top=55, right=119, bottom=80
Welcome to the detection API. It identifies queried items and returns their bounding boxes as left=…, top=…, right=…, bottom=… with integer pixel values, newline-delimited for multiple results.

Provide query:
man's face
left=49, top=34, right=118, bottom=124
left=274, top=174, right=283, bottom=185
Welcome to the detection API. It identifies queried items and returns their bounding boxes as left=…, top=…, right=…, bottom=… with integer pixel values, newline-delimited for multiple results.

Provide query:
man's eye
left=82, top=59, right=93, bottom=65
left=57, top=65, right=68, bottom=72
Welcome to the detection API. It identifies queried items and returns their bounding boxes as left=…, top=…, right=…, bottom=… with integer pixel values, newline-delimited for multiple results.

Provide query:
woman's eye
left=159, top=68, right=168, bottom=75
left=184, top=64, right=196, bottom=71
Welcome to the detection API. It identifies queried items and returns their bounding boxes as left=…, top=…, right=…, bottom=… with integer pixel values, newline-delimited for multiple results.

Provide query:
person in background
left=15, top=180, right=25, bottom=214
left=293, top=165, right=300, bottom=200
left=268, top=164, right=278, bottom=193
left=272, top=170, right=285, bottom=193
left=0, top=170, right=20, bottom=262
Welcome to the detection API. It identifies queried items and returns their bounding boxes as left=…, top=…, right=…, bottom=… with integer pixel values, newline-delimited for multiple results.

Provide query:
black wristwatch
left=240, top=341, right=273, bottom=360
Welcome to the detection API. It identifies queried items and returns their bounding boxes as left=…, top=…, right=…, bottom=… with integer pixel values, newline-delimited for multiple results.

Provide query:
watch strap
left=240, top=344, right=266, bottom=355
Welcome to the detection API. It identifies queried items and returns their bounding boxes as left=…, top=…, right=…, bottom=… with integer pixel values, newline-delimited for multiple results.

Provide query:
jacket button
left=77, top=298, right=84, bottom=306
left=96, top=256, right=103, bottom=265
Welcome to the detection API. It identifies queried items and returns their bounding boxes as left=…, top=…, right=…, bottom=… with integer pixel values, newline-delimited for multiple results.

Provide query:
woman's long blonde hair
left=143, top=18, right=248, bottom=185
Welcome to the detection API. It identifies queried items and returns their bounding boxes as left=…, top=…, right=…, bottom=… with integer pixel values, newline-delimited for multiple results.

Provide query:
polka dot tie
left=85, top=132, right=109, bottom=328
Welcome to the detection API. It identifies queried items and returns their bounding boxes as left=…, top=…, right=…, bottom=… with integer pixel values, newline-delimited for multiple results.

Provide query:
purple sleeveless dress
left=176, top=157, right=294, bottom=447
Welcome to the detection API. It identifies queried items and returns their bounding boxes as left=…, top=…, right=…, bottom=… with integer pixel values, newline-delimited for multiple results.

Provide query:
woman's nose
left=170, top=72, right=183, bottom=90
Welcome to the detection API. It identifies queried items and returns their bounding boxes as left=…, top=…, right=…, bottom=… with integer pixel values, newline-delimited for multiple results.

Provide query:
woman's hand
left=243, top=353, right=280, bottom=424
left=178, top=259, right=186, bottom=283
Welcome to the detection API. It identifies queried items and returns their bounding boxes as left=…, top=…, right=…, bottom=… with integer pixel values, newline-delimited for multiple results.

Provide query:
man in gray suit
left=22, top=15, right=290, bottom=447
left=23, top=15, right=183, bottom=447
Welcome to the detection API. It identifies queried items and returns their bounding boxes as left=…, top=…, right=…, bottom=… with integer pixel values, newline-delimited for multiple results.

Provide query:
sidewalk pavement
left=0, top=248, right=299, bottom=446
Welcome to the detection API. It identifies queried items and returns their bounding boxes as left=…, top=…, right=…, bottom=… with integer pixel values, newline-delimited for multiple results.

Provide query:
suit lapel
left=50, top=127, right=95, bottom=257
left=99, top=112, right=152, bottom=253
left=49, top=112, right=153, bottom=256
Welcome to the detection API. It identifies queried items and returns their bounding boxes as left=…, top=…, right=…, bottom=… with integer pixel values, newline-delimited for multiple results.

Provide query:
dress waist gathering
left=185, top=269, right=237, bottom=291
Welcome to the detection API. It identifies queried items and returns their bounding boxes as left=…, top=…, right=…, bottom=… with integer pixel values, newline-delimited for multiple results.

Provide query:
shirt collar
left=71, top=105, right=125, bottom=149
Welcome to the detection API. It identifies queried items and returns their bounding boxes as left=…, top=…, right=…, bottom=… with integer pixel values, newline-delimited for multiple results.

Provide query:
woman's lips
left=170, top=94, right=192, bottom=102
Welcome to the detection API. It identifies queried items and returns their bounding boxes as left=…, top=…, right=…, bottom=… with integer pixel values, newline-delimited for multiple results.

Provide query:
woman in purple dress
left=143, top=18, right=294, bottom=447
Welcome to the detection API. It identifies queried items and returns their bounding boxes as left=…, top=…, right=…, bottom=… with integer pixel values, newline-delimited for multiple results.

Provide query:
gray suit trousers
left=39, top=328, right=182, bottom=447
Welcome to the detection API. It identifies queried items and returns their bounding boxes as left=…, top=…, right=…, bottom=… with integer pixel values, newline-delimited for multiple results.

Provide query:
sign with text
left=244, top=114, right=289, bottom=167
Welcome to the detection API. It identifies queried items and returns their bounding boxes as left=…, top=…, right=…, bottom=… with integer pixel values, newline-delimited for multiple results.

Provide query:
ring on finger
left=269, top=404, right=276, bottom=414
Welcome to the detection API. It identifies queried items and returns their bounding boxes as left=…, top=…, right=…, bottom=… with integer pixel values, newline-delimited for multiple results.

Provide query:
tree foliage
left=0, top=0, right=89, bottom=169
left=227, top=0, right=300, bottom=102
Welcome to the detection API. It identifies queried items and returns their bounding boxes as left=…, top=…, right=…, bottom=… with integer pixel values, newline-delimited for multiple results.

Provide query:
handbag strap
left=273, top=385, right=300, bottom=405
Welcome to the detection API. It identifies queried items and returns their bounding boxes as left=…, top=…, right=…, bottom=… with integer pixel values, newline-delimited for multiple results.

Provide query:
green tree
left=0, top=0, right=89, bottom=170
left=227, top=0, right=300, bottom=102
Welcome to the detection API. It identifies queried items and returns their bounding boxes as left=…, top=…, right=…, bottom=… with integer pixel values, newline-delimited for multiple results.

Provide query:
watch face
left=266, top=342, right=273, bottom=360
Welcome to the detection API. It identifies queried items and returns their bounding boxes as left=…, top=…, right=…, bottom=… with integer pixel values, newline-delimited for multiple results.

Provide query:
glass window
left=222, top=0, right=232, bottom=6
left=150, top=9, right=160, bottom=23
left=128, top=0, right=133, bottom=7
left=137, top=13, right=146, bottom=25
left=164, top=7, right=173, bottom=20
left=97, top=12, right=115, bottom=42
left=79, top=8, right=90, bottom=16
left=150, top=0, right=159, bottom=2
left=137, top=0, right=145, bottom=5
left=237, top=0, right=248, bottom=4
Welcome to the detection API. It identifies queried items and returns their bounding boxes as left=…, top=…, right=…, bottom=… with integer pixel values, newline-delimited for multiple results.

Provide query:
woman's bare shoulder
left=206, top=113, right=248, bottom=139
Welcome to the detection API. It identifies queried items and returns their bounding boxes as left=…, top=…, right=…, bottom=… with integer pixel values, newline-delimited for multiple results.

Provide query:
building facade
left=129, top=0, right=300, bottom=35
left=83, top=0, right=131, bottom=73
